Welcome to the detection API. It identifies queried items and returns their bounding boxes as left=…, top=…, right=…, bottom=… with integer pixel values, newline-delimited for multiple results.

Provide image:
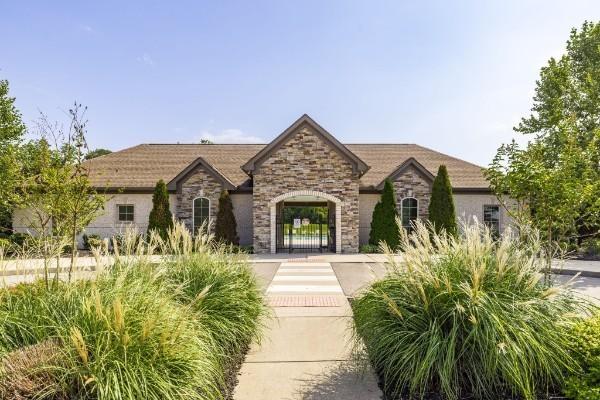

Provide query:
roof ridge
left=144, top=143, right=267, bottom=146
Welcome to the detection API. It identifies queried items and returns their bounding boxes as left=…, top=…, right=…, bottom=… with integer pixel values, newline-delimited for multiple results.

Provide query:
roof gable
left=167, top=157, right=235, bottom=191
left=376, top=157, right=435, bottom=189
left=241, top=114, right=370, bottom=176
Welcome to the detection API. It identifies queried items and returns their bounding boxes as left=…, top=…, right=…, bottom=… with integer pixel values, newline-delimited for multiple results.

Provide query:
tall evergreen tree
left=148, top=179, right=173, bottom=239
left=428, top=165, right=457, bottom=235
left=369, top=179, right=400, bottom=249
left=215, top=190, right=239, bottom=245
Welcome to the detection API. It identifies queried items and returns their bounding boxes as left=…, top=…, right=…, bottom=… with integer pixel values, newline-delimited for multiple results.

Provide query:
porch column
left=335, top=203, right=341, bottom=253
left=270, top=203, right=276, bottom=254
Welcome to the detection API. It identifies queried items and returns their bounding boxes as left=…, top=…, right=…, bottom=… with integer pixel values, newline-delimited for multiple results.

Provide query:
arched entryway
left=269, top=191, right=342, bottom=254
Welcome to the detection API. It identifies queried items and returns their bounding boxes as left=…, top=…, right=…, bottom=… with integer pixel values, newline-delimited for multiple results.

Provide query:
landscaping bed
left=352, top=222, right=599, bottom=400
left=0, top=229, right=268, bottom=400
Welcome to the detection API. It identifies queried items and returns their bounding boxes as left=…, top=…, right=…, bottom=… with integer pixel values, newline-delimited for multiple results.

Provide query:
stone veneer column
left=252, top=123, right=360, bottom=254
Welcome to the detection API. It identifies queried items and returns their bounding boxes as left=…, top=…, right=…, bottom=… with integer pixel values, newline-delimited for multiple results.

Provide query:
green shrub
left=428, top=165, right=457, bottom=235
left=369, top=179, right=400, bottom=249
left=215, top=190, right=239, bottom=245
left=231, top=244, right=253, bottom=254
left=353, top=221, right=588, bottom=400
left=359, top=244, right=380, bottom=253
left=163, top=251, right=266, bottom=357
left=0, top=238, right=10, bottom=252
left=147, top=179, right=173, bottom=240
left=564, top=313, right=600, bottom=399
left=82, top=233, right=102, bottom=250
left=581, top=237, right=600, bottom=257
left=9, top=232, right=29, bottom=248
left=0, top=225, right=267, bottom=400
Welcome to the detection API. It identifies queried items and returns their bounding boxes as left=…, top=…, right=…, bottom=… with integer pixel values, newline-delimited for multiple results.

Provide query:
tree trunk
left=69, top=213, right=77, bottom=282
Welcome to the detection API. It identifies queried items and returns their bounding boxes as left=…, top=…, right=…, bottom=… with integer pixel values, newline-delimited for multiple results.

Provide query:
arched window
left=401, top=197, right=418, bottom=232
left=193, top=197, right=210, bottom=233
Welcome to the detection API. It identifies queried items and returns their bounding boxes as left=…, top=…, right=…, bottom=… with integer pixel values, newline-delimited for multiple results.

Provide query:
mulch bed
left=221, top=342, right=251, bottom=400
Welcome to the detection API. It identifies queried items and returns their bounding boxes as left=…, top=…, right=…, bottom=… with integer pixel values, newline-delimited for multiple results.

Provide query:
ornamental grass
left=353, top=220, right=591, bottom=400
left=0, top=221, right=267, bottom=400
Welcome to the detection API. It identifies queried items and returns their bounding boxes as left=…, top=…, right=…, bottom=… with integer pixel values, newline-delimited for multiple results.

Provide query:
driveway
left=329, top=262, right=600, bottom=303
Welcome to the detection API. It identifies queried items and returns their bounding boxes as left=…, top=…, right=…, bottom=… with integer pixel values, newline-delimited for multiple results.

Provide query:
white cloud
left=136, top=53, right=155, bottom=66
left=197, top=129, right=265, bottom=144
left=79, top=24, right=94, bottom=33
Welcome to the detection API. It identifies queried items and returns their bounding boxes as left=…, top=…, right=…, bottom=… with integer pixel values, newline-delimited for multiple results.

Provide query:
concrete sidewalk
left=234, top=262, right=382, bottom=400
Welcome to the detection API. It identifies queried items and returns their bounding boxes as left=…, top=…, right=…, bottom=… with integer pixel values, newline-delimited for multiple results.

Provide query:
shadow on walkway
left=293, top=361, right=381, bottom=400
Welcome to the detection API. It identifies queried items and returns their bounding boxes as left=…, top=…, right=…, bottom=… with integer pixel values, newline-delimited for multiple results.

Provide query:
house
left=13, top=114, right=509, bottom=253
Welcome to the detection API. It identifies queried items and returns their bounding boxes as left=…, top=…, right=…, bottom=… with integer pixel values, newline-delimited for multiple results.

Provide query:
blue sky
left=2, top=1, right=600, bottom=166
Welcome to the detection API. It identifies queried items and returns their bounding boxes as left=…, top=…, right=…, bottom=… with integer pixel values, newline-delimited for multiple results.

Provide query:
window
left=483, top=205, right=500, bottom=237
left=193, top=197, right=210, bottom=233
left=401, top=198, right=418, bottom=232
left=118, top=204, right=134, bottom=222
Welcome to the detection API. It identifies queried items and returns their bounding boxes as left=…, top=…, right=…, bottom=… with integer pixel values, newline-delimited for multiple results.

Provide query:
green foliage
left=486, top=21, right=600, bottom=244
left=215, top=190, right=239, bottom=245
left=581, top=237, right=600, bottom=258
left=0, top=79, right=26, bottom=144
left=369, top=179, right=400, bottom=249
left=428, top=165, right=457, bottom=235
left=0, top=79, right=27, bottom=235
left=353, top=221, right=588, bottom=400
left=564, top=313, right=600, bottom=399
left=0, top=229, right=267, bottom=400
left=359, top=244, right=380, bottom=253
left=82, top=234, right=102, bottom=250
left=84, top=148, right=111, bottom=160
left=147, top=179, right=173, bottom=239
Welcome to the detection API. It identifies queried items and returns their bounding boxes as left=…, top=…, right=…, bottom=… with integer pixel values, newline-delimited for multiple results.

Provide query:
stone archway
left=269, top=190, right=342, bottom=254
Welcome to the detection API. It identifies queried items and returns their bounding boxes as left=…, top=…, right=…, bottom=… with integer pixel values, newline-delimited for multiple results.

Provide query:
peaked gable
left=241, top=114, right=370, bottom=176
left=376, top=157, right=435, bottom=189
left=167, top=157, right=236, bottom=191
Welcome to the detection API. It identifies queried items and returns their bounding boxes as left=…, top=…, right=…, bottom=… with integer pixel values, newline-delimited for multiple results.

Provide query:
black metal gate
left=275, top=206, right=332, bottom=253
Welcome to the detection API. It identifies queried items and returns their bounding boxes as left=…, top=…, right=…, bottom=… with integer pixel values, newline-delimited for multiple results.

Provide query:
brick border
left=269, top=190, right=342, bottom=254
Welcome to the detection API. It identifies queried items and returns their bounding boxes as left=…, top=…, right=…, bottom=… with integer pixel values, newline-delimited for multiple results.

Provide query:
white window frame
left=117, top=204, right=135, bottom=223
left=192, top=196, right=210, bottom=233
left=400, top=197, right=419, bottom=231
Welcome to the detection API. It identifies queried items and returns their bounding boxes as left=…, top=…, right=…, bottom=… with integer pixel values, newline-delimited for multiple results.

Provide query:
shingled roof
left=85, top=142, right=489, bottom=191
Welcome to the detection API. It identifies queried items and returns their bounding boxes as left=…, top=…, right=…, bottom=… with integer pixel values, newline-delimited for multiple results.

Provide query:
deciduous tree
left=0, top=79, right=27, bottom=234
left=486, top=21, right=600, bottom=253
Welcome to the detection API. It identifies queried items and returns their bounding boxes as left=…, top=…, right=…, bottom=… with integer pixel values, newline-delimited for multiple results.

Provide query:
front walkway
left=234, top=262, right=382, bottom=400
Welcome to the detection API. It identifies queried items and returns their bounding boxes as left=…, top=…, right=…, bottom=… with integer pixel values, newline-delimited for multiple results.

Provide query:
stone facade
left=175, top=168, right=223, bottom=233
left=392, top=165, right=432, bottom=221
left=252, top=123, right=361, bottom=253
